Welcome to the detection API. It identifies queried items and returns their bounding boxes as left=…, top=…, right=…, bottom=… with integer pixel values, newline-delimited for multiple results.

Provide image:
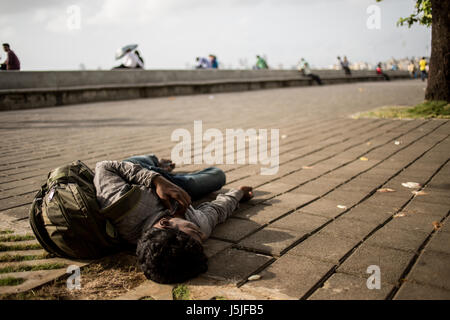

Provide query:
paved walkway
left=0, top=80, right=449, bottom=299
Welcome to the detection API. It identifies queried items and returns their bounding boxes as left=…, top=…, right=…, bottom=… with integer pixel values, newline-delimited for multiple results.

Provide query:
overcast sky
left=0, top=0, right=431, bottom=70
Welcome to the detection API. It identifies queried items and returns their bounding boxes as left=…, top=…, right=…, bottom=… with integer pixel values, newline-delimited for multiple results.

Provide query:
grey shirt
left=94, top=160, right=243, bottom=244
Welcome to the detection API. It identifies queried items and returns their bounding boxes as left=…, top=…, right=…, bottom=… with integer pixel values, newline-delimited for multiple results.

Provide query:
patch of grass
left=0, top=253, right=51, bottom=263
left=0, top=277, right=25, bottom=286
left=172, top=284, right=191, bottom=300
left=0, top=262, right=66, bottom=274
left=0, top=230, right=14, bottom=235
left=0, top=243, right=42, bottom=252
left=0, top=234, right=36, bottom=242
left=354, top=100, right=450, bottom=119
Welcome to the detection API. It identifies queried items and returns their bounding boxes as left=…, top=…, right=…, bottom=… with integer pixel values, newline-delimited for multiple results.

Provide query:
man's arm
left=94, top=160, right=191, bottom=214
left=185, top=187, right=252, bottom=239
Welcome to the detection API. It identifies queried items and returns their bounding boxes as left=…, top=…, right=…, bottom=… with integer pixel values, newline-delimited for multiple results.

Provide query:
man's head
left=136, top=219, right=208, bottom=284
left=2, top=43, right=10, bottom=52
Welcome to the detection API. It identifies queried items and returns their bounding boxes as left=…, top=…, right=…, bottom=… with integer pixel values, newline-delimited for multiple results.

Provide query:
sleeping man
left=94, top=154, right=253, bottom=284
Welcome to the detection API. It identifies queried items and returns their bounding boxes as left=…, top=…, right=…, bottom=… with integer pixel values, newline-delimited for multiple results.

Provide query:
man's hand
left=152, top=175, right=191, bottom=217
left=238, top=186, right=253, bottom=202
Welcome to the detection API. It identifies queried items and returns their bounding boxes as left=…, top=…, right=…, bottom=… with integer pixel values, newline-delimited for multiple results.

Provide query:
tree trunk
left=425, top=0, right=450, bottom=102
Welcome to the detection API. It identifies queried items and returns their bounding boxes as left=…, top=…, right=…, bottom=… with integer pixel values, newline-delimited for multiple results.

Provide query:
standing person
left=298, top=58, right=322, bottom=85
left=1, top=43, right=20, bottom=70
left=255, top=55, right=269, bottom=69
left=419, top=57, right=427, bottom=81
left=376, top=62, right=390, bottom=81
left=408, top=60, right=417, bottom=78
left=195, top=57, right=211, bottom=69
left=337, top=56, right=351, bottom=75
left=209, top=55, right=218, bottom=69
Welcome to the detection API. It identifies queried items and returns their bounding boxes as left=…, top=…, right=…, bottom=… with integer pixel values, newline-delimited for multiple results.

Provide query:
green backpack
left=29, top=160, right=140, bottom=260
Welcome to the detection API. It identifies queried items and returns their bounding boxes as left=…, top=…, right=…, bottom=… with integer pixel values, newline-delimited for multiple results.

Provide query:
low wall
left=0, top=69, right=411, bottom=111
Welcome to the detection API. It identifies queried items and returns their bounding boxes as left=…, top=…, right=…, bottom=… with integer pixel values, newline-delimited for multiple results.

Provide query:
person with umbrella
left=113, top=44, right=144, bottom=69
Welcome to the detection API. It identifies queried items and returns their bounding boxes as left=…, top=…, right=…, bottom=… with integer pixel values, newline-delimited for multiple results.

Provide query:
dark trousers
left=343, top=66, right=352, bottom=75
left=308, top=74, right=323, bottom=85
left=123, top=154, right=226, bottom=200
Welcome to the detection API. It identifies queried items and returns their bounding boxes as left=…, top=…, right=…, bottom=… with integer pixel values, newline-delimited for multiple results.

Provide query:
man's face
left=153, top=217, right=206, bottom=243
left=3, top=45, right=9, bottom=52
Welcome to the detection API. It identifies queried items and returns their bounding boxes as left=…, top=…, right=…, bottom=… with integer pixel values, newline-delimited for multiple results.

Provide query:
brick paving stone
left=406, top=251, right=450, bottom=290
left=210, top=218, right=263, bottom=242
left=204, top=248, right=273, bottom=284
left=309, top=272, right=394, bottom=300
left=263, top=193, right=318, bottom=209
left=394, top=282, right=450, bottom=300
left=363, top=223, right=429, bottom=253
left=290, top=178, right=343, bottom=196
left=299, top=198, right=353, bottom=219
left=343, top=203, right=395, bottom=225
left=424, top=230, right=450, bottom=255
left=233, top=203, right=292, bottom=224
left=318, top=217, right=377, bottom=241
left=337, top=243, right=415, bottom=285
left=270, top=211, right=330, bottom=233
left=288, top=232, right=358, bottom=264
left=242, top=254, right=334, bottom=299
left=387, top=208, right=443, bottom=234
left=238, top=226, right=308, bottom=256
left=202, top=239, right=233, bottom=258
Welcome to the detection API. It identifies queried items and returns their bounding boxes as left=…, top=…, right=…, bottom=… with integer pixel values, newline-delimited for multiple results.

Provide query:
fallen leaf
left=281, top=134, right=287, bottom=139
left=432, top=221, right=442, bottom=231
left=248, top=275, right=261, bottom=281
left=402, top=182, right=421, bottom=189
left=302, top=166, right=314, bottom=169
left=394, top=141, right=401, bottom=145
left=337, top=205, right=347, bottom=210
left=366, top=142, right=372, bottom=146
left=360, top=157, right=369, bottom=161
left=394, top=212, right=406, bottom=218
left=377, top=188, right=396, bottom=193
left=332, top=288, right=343, bottom=293
left=168, top=97, right=176, bottom=100
left=412, top=190, right=428, bottom=196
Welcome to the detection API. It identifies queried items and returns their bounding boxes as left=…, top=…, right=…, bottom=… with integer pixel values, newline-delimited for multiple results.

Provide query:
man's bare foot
left=238, top=186, right=253, bottom=202
left=159, top=159, right=175, bottom=172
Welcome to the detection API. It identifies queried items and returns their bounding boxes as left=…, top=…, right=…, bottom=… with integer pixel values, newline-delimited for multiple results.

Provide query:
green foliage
left=0, top=277, right=25, bottom=286
left=355, top=101, right=450, bottom=119
left=376, top=0, right=432, bottom=27
left=172, top=284, right=191, bottom=300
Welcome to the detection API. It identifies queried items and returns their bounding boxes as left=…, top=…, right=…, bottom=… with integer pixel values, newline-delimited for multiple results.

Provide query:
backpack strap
left=100, top=185, right=142, bottom=222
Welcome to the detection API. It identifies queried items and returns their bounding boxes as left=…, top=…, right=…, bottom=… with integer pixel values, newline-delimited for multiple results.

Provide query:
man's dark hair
left=2, top=43, right=10, bottom=48
left=136, top=227, right=208, bottom=284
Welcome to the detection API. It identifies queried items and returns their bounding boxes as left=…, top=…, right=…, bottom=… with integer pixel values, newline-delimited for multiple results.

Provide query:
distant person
left=337, top=56, right=351, bottom=75
left=419, top=57, right=427, bottom=81
left=114, top=49, right=144, bottom=69
left=407, top=60, right=417, bottom=78
left=209, top=55, right=218, bottom=69
left=298, top=58, right=322, bottom=85
left=195, top=57, right=211, bottom=69
left=255, top=55, right=269, bottom=69
left=376, top=62, right=390, bottom=81
left=1, top=43, right=20, bottom=70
